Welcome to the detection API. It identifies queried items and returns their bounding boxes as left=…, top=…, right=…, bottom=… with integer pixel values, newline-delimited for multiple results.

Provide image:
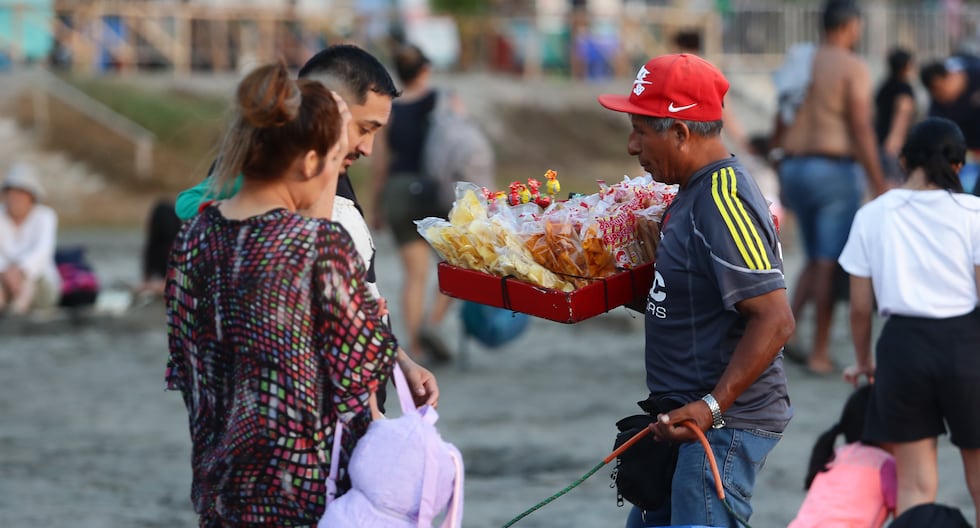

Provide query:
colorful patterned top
left=165, top=206, right=398, bottom=527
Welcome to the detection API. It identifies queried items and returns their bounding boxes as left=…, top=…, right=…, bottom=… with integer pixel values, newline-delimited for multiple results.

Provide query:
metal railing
left=719, top=2, right=979, bottom=67
left=1, top=1, right=978, bottom=76
left=2, top=68, right=156, bottom=179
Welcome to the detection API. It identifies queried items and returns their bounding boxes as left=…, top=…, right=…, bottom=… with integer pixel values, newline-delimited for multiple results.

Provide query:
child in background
left=788, top=385, right=896, bottom=528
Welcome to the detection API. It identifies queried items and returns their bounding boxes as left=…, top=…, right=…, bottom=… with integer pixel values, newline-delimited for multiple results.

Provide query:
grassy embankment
left=20, top=77, right=383, bottom=219
left=48, top=76, right=229, bottom=193
left=14, top=76, right=635, bottom=225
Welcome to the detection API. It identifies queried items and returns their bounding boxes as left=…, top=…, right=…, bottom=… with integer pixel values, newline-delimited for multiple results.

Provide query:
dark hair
left=822, top=0, right=861, bottom=32
left=297, top=44, right=400, bottom=104
left=393, top=44, right=431, bottom=85
left=212, top=62, right=343, bottom=191
left=920, top=60, right=949, bottom=91
left=901, top=117, right=966, bottom=192
left=673, top=29, right=702, bottom=54
left=748, top=134, right=771, bottom=157
left=804, top=385, right=872, bottom=490
left=887, top=48, right=913, bottom=79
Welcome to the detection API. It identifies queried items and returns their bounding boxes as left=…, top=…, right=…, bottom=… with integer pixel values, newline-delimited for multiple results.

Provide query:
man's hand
left=397, top=351, right=440, bottom=408
left=650, top=400, right=713, bottom=443
left=883, top=136, right=903, bottom=157
left=843, top=363, right=875, bottom=387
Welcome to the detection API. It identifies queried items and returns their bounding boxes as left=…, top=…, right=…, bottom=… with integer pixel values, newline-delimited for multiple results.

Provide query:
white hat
left=2, top=162, right=45, bottom=201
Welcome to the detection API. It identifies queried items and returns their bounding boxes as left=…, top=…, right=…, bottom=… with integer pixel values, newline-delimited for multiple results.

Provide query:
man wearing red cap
left=599, top=54, right=795, bottom=527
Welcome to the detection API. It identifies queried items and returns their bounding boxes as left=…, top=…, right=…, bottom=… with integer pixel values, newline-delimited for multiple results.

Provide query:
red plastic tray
left=437, top=261, right=655, bottom=324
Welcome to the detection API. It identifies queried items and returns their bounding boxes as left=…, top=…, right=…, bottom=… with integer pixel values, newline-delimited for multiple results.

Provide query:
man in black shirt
left=874, top=48, right=916, bottom=183
left=921, top=57, right=980, bottom=194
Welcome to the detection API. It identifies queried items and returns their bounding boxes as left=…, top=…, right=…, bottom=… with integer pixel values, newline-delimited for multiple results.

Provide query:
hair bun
left=236, top=62, right=301, bottom=128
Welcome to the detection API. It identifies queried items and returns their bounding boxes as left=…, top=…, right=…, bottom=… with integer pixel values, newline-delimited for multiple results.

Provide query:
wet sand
left=1, top=228, right=974, bottom=528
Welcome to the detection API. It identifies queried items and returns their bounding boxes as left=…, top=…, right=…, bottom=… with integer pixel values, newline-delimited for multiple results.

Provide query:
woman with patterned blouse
left=165, top=62, right=399, bottom=527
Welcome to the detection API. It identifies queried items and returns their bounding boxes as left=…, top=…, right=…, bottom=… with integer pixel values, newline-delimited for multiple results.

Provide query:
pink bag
left=319, top=364, right=464, bottom=527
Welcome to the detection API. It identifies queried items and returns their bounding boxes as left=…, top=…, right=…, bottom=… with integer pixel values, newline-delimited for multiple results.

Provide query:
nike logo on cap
left=668, top=102, right=698, bottom=112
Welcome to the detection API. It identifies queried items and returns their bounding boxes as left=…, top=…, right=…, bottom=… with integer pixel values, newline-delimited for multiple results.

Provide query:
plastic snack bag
left=633, top=204, right=665, bottom=264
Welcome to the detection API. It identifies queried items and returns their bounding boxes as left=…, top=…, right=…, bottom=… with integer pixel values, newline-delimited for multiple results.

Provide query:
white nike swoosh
left=668, top=102, right=698, bottom=112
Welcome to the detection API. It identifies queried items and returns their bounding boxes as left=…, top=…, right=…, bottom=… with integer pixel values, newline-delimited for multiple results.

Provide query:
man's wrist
left=701, top=393, right=726, bottom=429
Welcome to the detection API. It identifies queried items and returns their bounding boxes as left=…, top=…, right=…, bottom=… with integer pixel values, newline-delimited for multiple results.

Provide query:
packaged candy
left=418, top=183, right=574, bottom=292
left=417, top=172, right=677, bottom=291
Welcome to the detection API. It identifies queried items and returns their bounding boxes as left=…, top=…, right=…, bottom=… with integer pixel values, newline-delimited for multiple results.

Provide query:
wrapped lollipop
left=518, top=184, right=531, bottom=204
left=544, top=169, right=561, bottom=197
left=508, top=181, right=531, bottom=206
left=527, top=178, right=541, bottom=199
left=507, top=182, right=521, bottom=206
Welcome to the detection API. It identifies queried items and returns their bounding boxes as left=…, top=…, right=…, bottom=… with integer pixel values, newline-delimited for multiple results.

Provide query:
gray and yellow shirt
left=645, top=157, right=792, bottom=432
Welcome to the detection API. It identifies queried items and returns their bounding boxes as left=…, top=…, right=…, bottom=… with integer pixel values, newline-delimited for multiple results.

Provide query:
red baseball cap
left=598, top=54, right=729, bottom=122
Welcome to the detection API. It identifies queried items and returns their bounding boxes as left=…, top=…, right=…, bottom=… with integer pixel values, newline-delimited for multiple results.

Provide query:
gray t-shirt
left=644, top=157, right=792, bottom=432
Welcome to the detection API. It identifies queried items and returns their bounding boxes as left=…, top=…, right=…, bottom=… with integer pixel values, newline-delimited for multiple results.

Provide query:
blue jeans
left=624, top=427, right=781, bottom=528
left=779, top=156, right=863, bottom=261
left=960, top=161, right=979, bottom=195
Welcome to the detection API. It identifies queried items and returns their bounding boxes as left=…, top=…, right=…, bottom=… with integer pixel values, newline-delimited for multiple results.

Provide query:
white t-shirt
left=839, top=189, right=980, bottom=318
left=332, top=195, right=381, bottom=302
left=0, top=203, right=61, bottom=291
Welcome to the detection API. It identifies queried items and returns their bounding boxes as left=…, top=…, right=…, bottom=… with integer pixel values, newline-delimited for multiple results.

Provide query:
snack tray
left=437, top=261, right=655, bottom=324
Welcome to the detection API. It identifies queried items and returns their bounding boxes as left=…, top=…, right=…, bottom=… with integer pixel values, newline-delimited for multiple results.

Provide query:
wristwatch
left=701, top=393, right=726, bottom=429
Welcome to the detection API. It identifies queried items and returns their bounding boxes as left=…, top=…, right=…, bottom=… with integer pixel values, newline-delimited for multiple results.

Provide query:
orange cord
left=680, top=420, right=726, bottom=500
left=603, top=419, right=725, bottom=501
left=603, top=425, right=649, bottom=464
left=501, top=418, right=741, bottom=528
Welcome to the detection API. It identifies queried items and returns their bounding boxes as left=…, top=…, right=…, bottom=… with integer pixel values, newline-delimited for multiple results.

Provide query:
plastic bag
left=419, top=187, right=575, bottom=292
left=633, top=204, right=666, bottom=264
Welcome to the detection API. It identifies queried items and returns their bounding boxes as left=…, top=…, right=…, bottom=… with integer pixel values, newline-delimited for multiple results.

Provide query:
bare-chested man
left=777, top=0, right=887, bottom=375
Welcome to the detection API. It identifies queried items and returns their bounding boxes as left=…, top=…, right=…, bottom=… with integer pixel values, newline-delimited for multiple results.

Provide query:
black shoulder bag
left=611, top=397, right=682, bottom=511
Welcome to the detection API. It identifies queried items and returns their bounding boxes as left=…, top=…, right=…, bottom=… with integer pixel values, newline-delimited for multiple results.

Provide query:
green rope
left=501, top=460, right=606, bottom=528
left=722, top=495, right=755, bottom=528
left=499, top=458, right=756, bottom=528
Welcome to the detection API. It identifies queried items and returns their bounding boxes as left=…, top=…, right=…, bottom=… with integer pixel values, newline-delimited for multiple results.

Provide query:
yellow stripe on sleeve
left=727, top=167, right=772, bottom=270
left=719, top=168, right=769, bottom=270
left=711, top=170, right=757, bottom=270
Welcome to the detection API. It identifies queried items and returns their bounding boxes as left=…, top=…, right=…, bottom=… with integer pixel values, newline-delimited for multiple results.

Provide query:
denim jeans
left=778, top=156, right=863, bottom=261
left=960, top=161, right=979, bottom=195
left=624, top=427, right=781, bottom=528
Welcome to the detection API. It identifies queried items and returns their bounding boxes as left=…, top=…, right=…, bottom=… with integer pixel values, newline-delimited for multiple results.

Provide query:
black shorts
left=865, top=308, right=980, bottom=448
left=381, top=174, right=450, bottom=247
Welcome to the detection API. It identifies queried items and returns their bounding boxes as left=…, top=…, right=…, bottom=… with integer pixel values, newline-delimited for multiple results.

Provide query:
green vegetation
left=58, top=76, right=378, bottom=203
left=430, top=0, right=491, bottom=15
left=66, top=76, right=228, bottom=157
left=55, top=76, right=230, bottom=191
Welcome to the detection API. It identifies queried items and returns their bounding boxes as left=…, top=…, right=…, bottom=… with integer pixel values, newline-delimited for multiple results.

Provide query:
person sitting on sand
left=0, top=162, right=61, bottom=315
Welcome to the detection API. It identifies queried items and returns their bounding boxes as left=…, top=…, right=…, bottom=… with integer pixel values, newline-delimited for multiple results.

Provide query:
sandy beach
left=1, top=225, right=975, bottom=528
